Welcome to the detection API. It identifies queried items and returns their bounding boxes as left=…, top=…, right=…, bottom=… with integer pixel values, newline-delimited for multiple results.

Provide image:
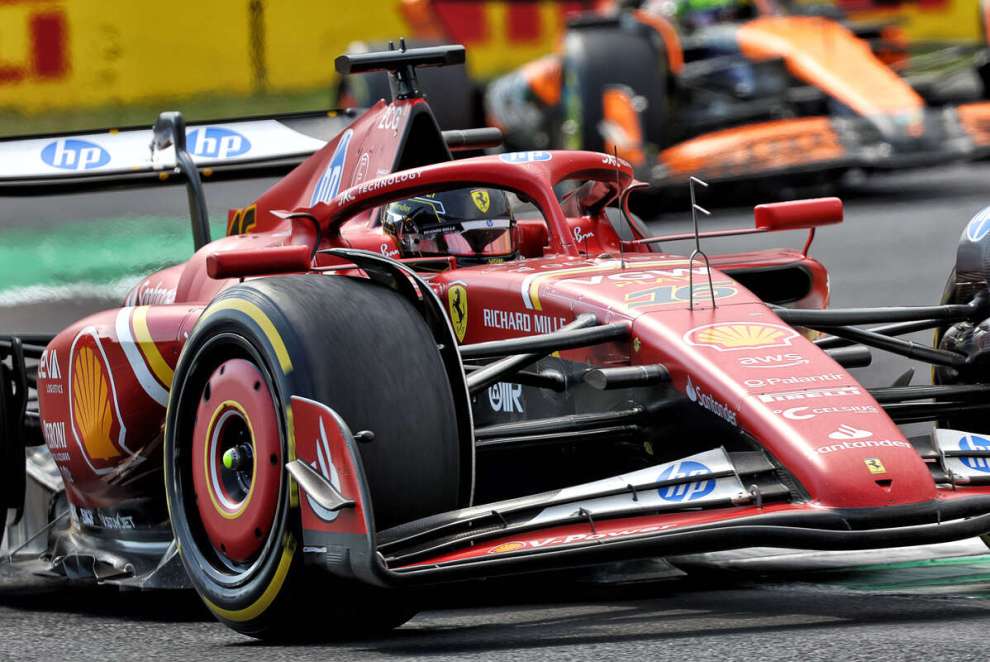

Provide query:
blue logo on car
left=657, top=460, right=716, bottom=502
left=965, top=206, right=990, bottom=242
left=310, top=129, right=353, bottom=206
left=499, top=151, right=552, bottom=164
left=186, top=127, right=251, bottom=159
left=41, top=139, right=110, bottom=171
left=959, top=434, right=990, bottom=473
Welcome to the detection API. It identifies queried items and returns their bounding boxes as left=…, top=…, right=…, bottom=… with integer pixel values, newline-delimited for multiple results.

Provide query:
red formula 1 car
left=5, top=45, right=990, bottom=640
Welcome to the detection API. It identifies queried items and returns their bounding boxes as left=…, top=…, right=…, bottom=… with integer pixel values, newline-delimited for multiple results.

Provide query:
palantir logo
left=959, top=434, right=990, bottom=473
left=41, top=139, right=110, bottom=171
left=186, top=127, right=251, bottom=159
left=657, top=460, right=716, bottom=502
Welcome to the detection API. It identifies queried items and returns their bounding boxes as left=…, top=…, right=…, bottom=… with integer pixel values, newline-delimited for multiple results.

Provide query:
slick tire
left=562, top=21, right=670, bottom=152
left=0, top=361, right=25, bottom=548
left=165, top=275, right=462, bottom=639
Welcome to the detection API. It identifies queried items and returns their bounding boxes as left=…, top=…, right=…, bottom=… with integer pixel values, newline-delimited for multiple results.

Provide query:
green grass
left=0, top=88, right=335, bottom=137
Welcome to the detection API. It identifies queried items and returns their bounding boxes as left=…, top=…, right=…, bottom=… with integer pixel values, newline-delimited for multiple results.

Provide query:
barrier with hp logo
left=186, top=127, right=251, bottom=159
left=41, top=139, right=110, bottom=171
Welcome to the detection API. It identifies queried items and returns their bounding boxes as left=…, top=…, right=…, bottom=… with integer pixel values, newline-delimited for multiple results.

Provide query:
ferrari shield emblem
left=864, top=457, right=886, bottom=474
left=471, top=190, right=491, bottom=213
left=448, top=284, right=469, bottom=342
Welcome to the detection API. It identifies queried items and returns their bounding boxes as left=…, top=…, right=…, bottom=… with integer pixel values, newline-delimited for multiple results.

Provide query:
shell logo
left=69, top=331, right=127, bottom=471
left=488, top=541, right=526, bottom=554
left=685, top=323, right=798, bottom=352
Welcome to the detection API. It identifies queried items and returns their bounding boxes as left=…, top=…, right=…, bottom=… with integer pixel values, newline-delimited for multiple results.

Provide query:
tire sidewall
left=165, top=291, right=307, bottom=634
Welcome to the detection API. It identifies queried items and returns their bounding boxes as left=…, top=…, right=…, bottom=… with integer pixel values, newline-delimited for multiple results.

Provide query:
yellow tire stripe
left=132, top=305, right=175, bottom=388
left=204, top=534, right=297, bottom=623
left=201, top=298, right=293, bottom=374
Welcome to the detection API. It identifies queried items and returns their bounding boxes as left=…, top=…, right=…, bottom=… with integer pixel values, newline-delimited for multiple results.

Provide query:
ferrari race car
left=7, top=45, right=990, bottom=641
left=478, top=0, right=990, bottom=187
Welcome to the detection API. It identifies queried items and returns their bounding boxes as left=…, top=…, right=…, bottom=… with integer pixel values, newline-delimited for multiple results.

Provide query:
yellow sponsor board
left=0, top=0, right=977, bottom=115
left=0, top=0, right=565, bottom=114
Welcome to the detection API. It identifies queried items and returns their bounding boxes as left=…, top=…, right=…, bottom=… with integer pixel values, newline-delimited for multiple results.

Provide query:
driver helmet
left=675, top=0, right=741, bottom=29
left=383, top=188, right=517, bottom=264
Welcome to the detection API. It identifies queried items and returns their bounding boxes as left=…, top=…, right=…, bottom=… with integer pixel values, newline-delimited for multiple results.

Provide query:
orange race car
left=342, top=0, right=990, bottom=188
left=479, top=0, right=990, bottom=187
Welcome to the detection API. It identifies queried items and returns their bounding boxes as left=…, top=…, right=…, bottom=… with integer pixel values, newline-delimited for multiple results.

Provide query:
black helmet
left=383, top=188, right=516, bottom=263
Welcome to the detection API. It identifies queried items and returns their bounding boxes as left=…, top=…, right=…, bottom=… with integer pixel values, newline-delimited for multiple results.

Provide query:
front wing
left=290, top=396, right=990, bottom=588
left=652, top=102, right=990, bottom=187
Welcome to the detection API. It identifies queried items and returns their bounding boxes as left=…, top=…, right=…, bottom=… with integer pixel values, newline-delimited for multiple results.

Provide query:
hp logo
left=41, top=139, right=110, bottom=171
left=499, top=151, right=552, bottom=164
left=657, top=460, right=716, bottom=502
left=310, top=129, right=353, bottom=205
left=186, top=127, right=251, bottom=159
left=960, top=434, right=990, bottom=473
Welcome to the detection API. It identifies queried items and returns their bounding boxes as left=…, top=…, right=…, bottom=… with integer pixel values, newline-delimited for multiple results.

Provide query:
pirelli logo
left=758, top=386, right=861, bottom=403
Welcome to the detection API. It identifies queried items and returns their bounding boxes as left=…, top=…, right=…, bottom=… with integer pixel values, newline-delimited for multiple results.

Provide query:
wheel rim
left=191, top=358, right=282, bottom=565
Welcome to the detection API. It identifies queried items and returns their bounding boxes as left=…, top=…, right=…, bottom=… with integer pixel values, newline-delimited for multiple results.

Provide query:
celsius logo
left=959, top=434, right=990, bottom=473
left=777, top=405, right=878, bottom=420
left=41, top=139, right=110, bottom=171
left=499, top=151, right=552, bottom=164
left=965, top=206, right=990, bottom=242
left=686, top=377, right=738, bottom=426
left=186, top=127, right=251, bottom=158
left=657, top=461, right=715, bottom=502
left=311, top=129, right=353, bottom=205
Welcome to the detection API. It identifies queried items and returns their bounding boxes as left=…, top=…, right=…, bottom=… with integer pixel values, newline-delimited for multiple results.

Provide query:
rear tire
left=562, top=20, right=670, bottom=151
left=337, top=41, right=478, bottom=130
left=165, top=275, right=462, bottom=639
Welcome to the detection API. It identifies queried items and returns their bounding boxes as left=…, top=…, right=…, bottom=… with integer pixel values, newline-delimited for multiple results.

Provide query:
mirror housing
left=754, top=197, right=843, bottom=232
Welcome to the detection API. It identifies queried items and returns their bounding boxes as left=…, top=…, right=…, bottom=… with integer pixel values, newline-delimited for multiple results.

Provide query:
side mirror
left=754, top=197, right=843, bottom=231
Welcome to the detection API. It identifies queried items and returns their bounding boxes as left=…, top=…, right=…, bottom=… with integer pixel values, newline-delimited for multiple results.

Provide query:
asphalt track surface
left=2, top=163, right=990, bottom=660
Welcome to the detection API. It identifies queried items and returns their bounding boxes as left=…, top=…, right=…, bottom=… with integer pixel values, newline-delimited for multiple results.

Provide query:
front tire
left=165, top=275, right=462, bottom=639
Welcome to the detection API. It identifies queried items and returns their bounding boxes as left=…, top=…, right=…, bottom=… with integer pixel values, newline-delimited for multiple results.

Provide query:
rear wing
left=0, top=109, right=353, bottom=192
left=0, top=109, right=354, bottom=250
left=0, top=44, right=501, bottom=251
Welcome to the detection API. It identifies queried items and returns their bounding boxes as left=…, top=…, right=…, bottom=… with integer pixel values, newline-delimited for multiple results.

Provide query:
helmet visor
left=400, top=217, right=514, bottom=258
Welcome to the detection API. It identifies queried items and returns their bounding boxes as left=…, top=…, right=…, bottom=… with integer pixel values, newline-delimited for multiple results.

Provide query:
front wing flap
left=654, top=103, right=990, bottom=187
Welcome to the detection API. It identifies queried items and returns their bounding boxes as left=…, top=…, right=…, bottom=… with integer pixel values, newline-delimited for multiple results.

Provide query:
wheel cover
left=191, top=358, right=281, bottom=563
